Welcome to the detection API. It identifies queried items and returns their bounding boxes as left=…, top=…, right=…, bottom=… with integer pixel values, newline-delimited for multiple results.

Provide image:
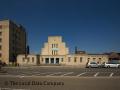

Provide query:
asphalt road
left=1, top=66, right=120, bottom=77
left=0, top=66, right=120, bottom=90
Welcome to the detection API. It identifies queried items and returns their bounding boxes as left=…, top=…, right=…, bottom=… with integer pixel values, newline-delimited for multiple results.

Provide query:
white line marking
left=94, top=72, right=99, bottom=77
left=61, top=72, right=74, bottom=76
left=109, top=73, right=114, bottom=77
left=46, top=72, right=62, bottom=76
left=76, top=72, right=87, bottom=77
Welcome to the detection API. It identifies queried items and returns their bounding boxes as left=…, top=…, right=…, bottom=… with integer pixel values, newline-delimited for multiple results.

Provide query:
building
left=17, top=54, right=37, bottom=66
left=40, top=36, right=69, bottom=65
left=17, top=36, right=108, bottom=67
left=0, top=19, right=26, bottom=64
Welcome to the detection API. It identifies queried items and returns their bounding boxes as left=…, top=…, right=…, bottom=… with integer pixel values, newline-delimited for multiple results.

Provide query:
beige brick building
left=17, top=36, right=108, bottom=67
left=40, top=36, right=69, bottom=65
left=17, top=54, right=37, bottom=66
left=0, top=19, right=26, bottom=64
left=40, top=36, right=108, bottom=66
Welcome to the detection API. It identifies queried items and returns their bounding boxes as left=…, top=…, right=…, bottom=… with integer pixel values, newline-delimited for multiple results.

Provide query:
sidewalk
left=2, top=65, right=86, bottom=69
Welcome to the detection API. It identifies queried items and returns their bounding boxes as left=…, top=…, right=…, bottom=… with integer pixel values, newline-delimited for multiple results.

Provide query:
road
left=0, top=66, right=120, bottom=90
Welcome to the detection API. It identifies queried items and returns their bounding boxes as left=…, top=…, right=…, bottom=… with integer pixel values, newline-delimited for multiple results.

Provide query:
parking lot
left=1, top=67, right=120, bottom=90
left=1, top=67, right=120, bottom=78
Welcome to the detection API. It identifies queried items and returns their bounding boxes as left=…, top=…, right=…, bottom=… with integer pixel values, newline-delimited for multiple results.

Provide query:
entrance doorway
left=51, top=58, right=54, bottom=64
left=45, top=58, right=49, bottom=64
left=56, top=58, right=59, bottom=64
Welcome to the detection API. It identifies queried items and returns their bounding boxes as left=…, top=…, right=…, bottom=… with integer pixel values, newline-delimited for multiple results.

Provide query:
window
left=41, top=58, right=44, bottom=62
left=93, top=58, right=96, bottom=61
left=32, top=57, right=34, bottom=62
left=74, top=57, right=77, bottom=62
left=0, top=32, right=2, bottom=35
left=68, top=57, right=71, bottom=62
left=52, top=51, right=54, bottom=55
left=52, top=44, right=54, bottom=48
left=23, top=58, right=25, bottom=62
left=45, top=58, right=49, bottom=64
left=27, top=57, right=30, bottom=62
left=88, top=58, right=90, bottom=60
left=61, top=58, right=64, bottom=62
left=80, top=57, right=82, bottom=63
left=0, top=38, right=2, bottom=42
left=0, top=53, right=2, bottom=57
left=0, top=45, right=1, bottom=50
left=74, top=59, right=76, bottom=62
left=0, top=25, right=2, bottom=29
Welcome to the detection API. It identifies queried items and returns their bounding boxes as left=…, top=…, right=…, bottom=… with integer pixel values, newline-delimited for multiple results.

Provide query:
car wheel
left=118, top=65, right=120, bottom=68
left=88, top=66, right=91, bottom=68
left=107, top=66, right=110, bottom=68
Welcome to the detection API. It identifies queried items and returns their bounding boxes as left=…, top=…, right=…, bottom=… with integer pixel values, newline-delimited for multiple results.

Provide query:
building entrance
left=56, top=58, right=59, bottom=64
left=51, top=58, right=54, bottom=64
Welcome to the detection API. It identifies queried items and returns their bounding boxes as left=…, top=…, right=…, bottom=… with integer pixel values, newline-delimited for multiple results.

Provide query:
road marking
left=94, top=72, right=99, bottom=77
left=46, top=72, right=62, bottom=76
left=61, top=72, right=74, bottom=76
left=76, top=72, right=87, bottom=77
left=109, top=73, right=114, bottom=77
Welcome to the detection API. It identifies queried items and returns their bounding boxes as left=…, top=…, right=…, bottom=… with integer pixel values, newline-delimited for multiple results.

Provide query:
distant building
left=105, top=52, right=120, bottom=60
left=0, top=19, right=26, bottom=64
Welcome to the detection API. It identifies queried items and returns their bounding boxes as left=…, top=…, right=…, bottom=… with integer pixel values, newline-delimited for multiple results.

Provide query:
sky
left=0, top=0, right=120, bottom=54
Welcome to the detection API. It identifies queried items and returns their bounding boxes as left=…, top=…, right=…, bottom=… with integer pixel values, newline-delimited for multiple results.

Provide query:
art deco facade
left=40, top=36, right=69, bottom=65
left=0, top=19, right=26, bottom=64
left=17, top=36, right=108, bottom=66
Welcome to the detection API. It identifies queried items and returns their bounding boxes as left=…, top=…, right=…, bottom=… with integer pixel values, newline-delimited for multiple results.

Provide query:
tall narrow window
left=0, top=45, right=1, bottom=50
left=61, top=58, right=64, bottom=62
left=68, top=57, right=71, bottom=62
left=80, top=57, right=82, bottom=63
left=32, top=57, right=34, bottom=62
left=0, top=32, right=2, bottom=36
left=0, top=53, right=2, bottom=57
left=74, top=57, right=77, bottom=62
left=0, top=25, right=2, bottom=29
left=0, top=38, right=2, bottom=42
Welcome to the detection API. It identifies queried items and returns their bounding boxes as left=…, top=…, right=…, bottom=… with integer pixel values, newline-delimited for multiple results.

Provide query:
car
left=86, top=62, right=101, bottom=68
left=104, top=61, right=120, bottom=68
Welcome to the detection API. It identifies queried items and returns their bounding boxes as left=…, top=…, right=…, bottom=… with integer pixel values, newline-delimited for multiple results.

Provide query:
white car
left=104, top=62, right=120, bottom=68
left=86, top=62, right=101, bottom=68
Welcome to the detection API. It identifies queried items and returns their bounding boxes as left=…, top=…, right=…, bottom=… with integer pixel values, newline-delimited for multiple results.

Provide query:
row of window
left=52, top=44, right=58, bottom=48
left=41, top=58, right=64, bottom=62
left=68, top=57, right=83, bottom=63
left=52, top=50, right=58, bottom=55
left=22, top=57, right=35, bottom=63
left=88, top=58, right=102, bottom=60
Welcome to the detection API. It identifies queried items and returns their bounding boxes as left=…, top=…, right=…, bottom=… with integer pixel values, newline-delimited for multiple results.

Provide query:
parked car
left=86, top=62, right=102, bottom=68
left=104, top=60, right=120, bottom=68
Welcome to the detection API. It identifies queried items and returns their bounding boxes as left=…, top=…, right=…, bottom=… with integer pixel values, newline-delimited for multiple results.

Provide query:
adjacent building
left=17, top=54, right=37, bottom=66
left=0, top=19, right=26, bottom=64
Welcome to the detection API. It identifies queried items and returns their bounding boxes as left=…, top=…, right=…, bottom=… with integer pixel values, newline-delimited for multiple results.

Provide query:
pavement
left=0, top=66, right=120, bottom=90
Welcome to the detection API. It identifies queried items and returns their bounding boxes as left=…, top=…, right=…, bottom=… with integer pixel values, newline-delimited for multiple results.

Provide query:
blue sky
left=0, top=0, right=120, bottom=54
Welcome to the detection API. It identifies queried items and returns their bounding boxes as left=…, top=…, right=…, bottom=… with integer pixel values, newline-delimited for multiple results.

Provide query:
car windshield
left=90, top=62, right=97, bottom=64
left=108, top=60, right=120, bottom=64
